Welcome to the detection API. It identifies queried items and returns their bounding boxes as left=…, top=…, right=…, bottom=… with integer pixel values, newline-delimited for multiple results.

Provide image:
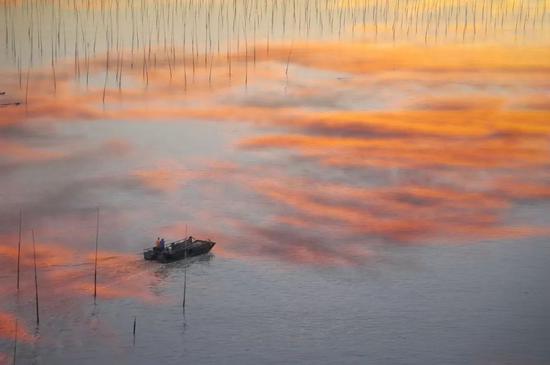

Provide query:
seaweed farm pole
left=16, top=209, right=22, bottom=291
left=32, top=230, right=40, bottom=326
left=182, top=267, right=187, bottom=310
left=12, top=318, right=18, bottom=365
left=93, top=207, right=99, bottom=301
left=132, top=316, right=136, bottom=345
left=183, top=247, right=187, bottom=310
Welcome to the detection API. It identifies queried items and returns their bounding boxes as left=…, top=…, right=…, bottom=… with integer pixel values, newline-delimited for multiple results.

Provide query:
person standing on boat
left=159, top=238, right=165, bottom=250
left=155, top=237, right=161, bottom=248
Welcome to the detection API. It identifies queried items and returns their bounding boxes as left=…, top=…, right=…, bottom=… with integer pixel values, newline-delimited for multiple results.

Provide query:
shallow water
left=1, top=1, right=550, bottom=364
left=5, top=241, right=550, bottom=365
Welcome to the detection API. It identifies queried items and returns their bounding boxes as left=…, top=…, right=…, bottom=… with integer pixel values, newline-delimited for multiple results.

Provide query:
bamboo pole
left=93, top=207, right=99, bottom=301
left=132, top=316, right=136, bottom=344
left=16, top=210, right=22, bottom=291
left=12, top=318, right=18, bottom=365
left=183, top=245, right=187, bottom=310
left=32, top=230, right=40, bottom=326
left=182, top=266, right=187, bottom=309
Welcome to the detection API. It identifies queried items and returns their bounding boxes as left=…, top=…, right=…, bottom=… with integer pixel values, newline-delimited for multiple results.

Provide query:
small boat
left=143, top=236, right=215, bottom=263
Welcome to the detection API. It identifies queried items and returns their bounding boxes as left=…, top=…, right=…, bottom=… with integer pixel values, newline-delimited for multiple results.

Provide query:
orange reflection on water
left=240, top=132, right=550, bottom=169
left=0, top=233, right=80, bottom=269
left=246, top=177, right=550, bottom=243
left=0, top=311, right=33, bottom=343
left=0, top=39, right=548, bottom=265
left=133, top=164, right=199, bottom=193
left=0, top=139, right=65, bottom=163
left=0, top=232, right=161, bottom=304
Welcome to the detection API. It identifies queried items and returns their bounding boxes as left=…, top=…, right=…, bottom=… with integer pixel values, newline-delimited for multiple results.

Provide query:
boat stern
left=143, top=249, right=156, bottom=260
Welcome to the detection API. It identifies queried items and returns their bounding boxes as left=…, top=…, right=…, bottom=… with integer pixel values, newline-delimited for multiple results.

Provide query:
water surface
left=1, top=1, right=549, bottom=364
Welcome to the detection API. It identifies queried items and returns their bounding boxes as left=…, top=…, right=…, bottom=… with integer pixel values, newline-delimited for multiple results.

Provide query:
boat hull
left=143, top=239, right=215, bottom=263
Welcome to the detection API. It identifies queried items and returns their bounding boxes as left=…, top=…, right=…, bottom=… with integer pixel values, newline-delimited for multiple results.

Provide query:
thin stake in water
left=183, top=245, right=187, bottom=310
left=93, top=207, right=99, bottom=301
left=13, top=318, right=18, bottom=365
left=32, top=229, right=40, bottom=326
left=16, top=209, right=22, bottom=291
left=132, top=316, right=136, bottom=345
left=183, top=266, right=187, bottom=310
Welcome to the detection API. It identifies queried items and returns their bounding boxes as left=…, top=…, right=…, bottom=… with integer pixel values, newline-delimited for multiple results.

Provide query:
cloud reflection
left=0, top=311, right=33, bottom=343
left=0, top=40, right=548, bottom=269
left=0, top=232, right=160, bottom=305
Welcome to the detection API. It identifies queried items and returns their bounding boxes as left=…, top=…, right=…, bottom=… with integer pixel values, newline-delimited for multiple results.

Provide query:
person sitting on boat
left=153, top=237, right=161, bottom=253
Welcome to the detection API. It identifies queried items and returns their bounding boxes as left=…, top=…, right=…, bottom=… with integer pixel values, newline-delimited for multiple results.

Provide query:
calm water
left=1, top=1, right=550, bottom=364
